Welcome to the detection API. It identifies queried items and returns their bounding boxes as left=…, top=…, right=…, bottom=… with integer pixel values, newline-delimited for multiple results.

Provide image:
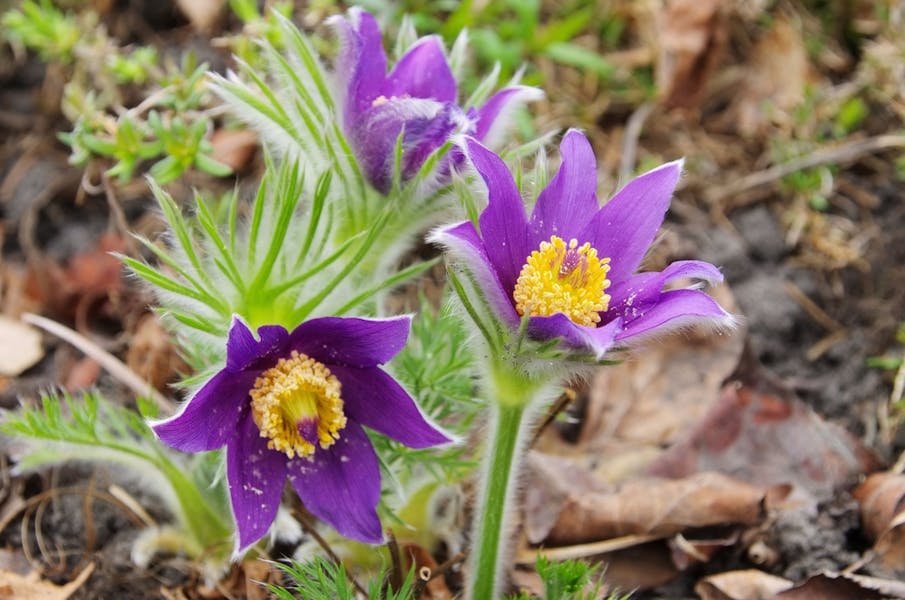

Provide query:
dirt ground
left=1, top=1, right=904, bottom=599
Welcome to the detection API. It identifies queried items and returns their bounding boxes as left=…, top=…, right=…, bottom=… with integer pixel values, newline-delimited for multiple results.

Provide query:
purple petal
left=385, top=36, right=456, bottom=102
left=581, top=159, right=683, bottom=284
left=288, top=315, right=411, bottom=368
left=615, top=288, right=733, bottom=342
left=331, top=8, right=388, bottom=120
left=474, top=86, right=544, bottom=146
left=225, top=318, right=288, bottom=373
left=287, top=422, right=383, bottom=544
left=227, top=410, right=288, bottom=556
left=152, top=369, right=258, bottom=453
left=605, top=260, right=724, bottom=322
left=349, top=97, right=464, bottom=193
left=528, top=314, right=622, bottom=359
left=529, top=129, right=600, bottom=245
left=329, top=364, right=450, bottom=448
left=428, top=220, right=520, bottom=325
left=466, top=137, right=530, bottom=295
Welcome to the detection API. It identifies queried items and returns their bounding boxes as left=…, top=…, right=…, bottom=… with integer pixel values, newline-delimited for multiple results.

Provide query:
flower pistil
left=250, top=351, right=347, bottom=459
left=513, top=235, right=612, bottom=327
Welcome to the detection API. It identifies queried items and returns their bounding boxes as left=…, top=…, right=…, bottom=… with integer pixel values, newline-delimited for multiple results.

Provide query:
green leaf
left=543, top=42, right=614, bottom=78
left=195, top=153, right=233, bottom=177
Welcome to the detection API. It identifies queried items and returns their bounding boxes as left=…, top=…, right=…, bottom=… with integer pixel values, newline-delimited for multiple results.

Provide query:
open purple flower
left=151, top=316, right=449, bottom=554
left=330, top=8, right=542, bottom=194
left=431, top=130, right=734, bottom=359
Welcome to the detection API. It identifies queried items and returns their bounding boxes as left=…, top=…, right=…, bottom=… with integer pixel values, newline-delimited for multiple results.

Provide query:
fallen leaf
left=854, top=472, right=905, bottom=572
left=0, top=563, right=93, bottom=600
left=175, top=0, right=225, bottom=32
left=695, top=569, right=794, bottom=600
left=646, top=382, right=879, bottom=506
left=524, top=454, right=763, bottom=545
left=64, top=232, right=125, bottom=300
left=727, top=16, right=811, bottom=135
left=210, top=129, right=258, bottom=173
left=594, top=541, right=679, bottom=591
left=535, top=284, right=745, bottom=484
left=126, top=313, right=186, bottom=391
left=655, top=0, right=727, bottom=109
left=242, top=559, right=278, bottom=600
left=0, top=315, right=43, bottom=376
left=775, top=572, right=905, bottom=599
left=63, top=356, right=101, bottom=391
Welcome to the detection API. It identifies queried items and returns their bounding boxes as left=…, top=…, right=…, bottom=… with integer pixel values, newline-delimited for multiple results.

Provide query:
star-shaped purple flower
left=151, top=315, right=450, bottom=554
left=431, top=130, right=734, bottom=358
left=330, top=8, right=542, bottom=194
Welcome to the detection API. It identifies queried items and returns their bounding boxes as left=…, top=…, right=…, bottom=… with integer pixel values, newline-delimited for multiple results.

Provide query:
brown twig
left=410, top=565, right=432, bottom=599
left=101, top=171, right=140, bottom=256
left=386, top=529, right=403, bottom=593
left=516, top=533, right=666, bottom=564
left=706, top=134, right=905, bottom=204
left=530, top=387, right=577, bottom=448
left=427, top=551, right=466, bottom=582
left=782, top=281, right=844, bottom=332
left=20, top=312, right=172, bottom=411
left=618, top=101, right=655, bottom=188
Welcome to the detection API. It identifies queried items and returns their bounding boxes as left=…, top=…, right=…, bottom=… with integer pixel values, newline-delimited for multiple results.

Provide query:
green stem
left=468, top=366, right=537, bottom=599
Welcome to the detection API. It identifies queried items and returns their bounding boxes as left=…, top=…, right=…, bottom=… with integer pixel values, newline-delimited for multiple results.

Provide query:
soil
left=1, top=1, right=904, bottom=599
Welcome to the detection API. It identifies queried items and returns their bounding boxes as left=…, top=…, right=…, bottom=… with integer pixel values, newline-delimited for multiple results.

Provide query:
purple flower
left=151, top=316, right=450, bottom=554
left=330, top=8, right=542, bottom=194
left=431, top=130, right=734, bottom=359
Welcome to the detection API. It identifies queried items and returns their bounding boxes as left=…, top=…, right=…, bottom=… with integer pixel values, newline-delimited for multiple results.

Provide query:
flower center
left=249, top=351, right=347, bottom=459
left=513, top=235, right=612, bottom=327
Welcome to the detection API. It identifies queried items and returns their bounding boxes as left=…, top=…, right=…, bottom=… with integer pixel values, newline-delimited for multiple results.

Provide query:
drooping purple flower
left=329, top=8, right=542, bottom=194
left=151, top=316, right=450, bottom=554
left=430, top=130, right=734, bottom=359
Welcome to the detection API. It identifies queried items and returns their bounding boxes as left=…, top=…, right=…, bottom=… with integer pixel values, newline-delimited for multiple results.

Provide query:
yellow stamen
left=513, top=235, right=612, bottom=327
left=372, top=95, right=389, bottom=106
left=250, top=351, right=346, bottom=459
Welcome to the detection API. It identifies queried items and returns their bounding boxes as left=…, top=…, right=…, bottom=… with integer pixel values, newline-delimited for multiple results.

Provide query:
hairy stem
left=468, top=365, right=537, bottom=599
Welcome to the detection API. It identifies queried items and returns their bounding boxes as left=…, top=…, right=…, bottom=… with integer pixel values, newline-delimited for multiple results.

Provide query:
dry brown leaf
left=0, top=563, right=93, bottom=600
left=524, top=453, right=763, bottom=545
left=647, top=383, right=880, bottom=505
left=64, top=232, right=126, bottom=299
left=126, top=313, right=186, bottom=391
left=695, top=569, right=793, bottom=600
left=775, top=572, right=905, bottom=599
left=242, top=559, right=278, bottom=600
left=175, top=0, right=225, bottom=32
left=63, top=356, right=101, bottom=391
left=655, top=0, right=727, bottom=109
left=535, top=285, right=745, bottom=484
left=0, top=315, right=43, bottom=376
left=854, top=472, right=905, bottom=572
left=727, top=16, right=812, bottom=135
left=596, top=541, right=679, bottom=591
left=210, top=129, right=258, bottom=173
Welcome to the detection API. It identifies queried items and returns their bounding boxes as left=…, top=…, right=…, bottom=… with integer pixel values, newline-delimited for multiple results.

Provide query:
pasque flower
left=330, top=8, right=542, bottom=194
left=431, top=130, right=734, bottom=359
left=152, top=316, right=449, bottom=554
